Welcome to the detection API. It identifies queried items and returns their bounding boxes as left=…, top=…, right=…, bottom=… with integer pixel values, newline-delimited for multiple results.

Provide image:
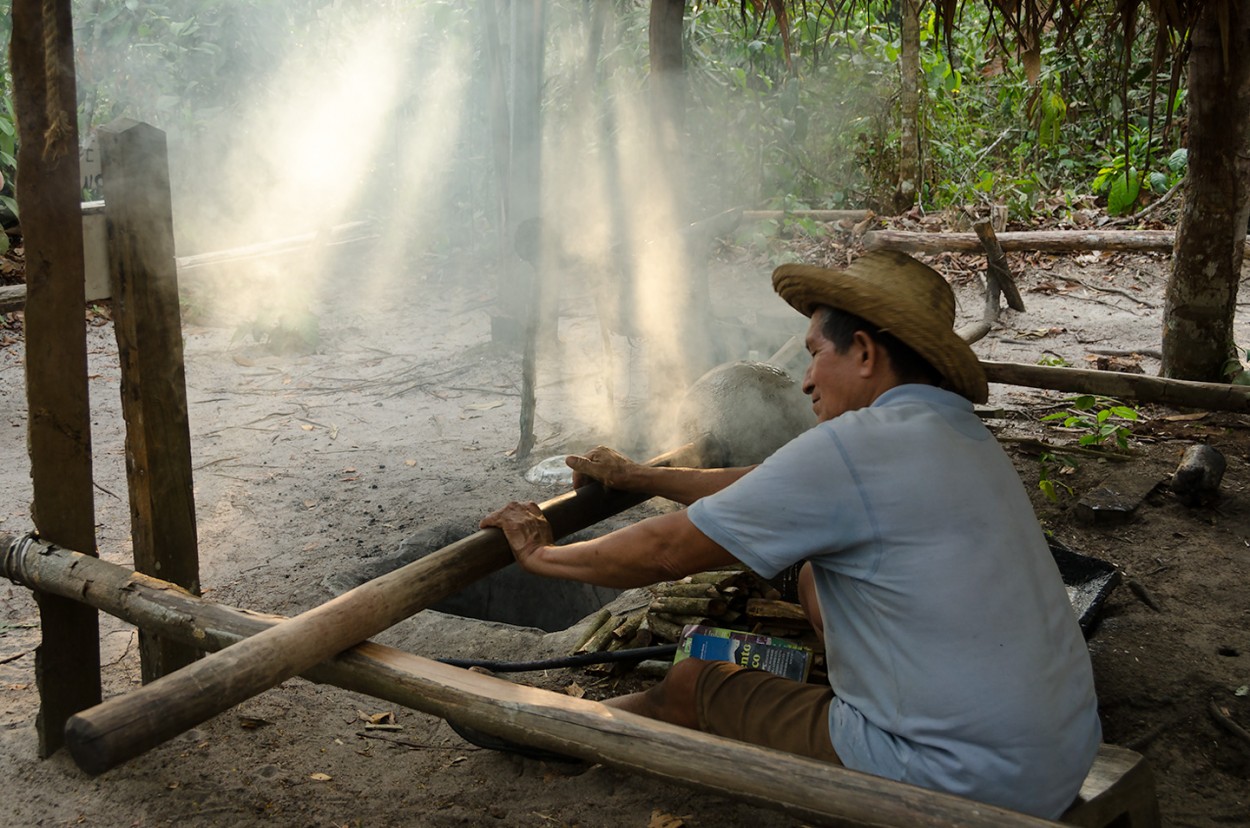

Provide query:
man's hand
left=565, top=445, right=640, bottom=490
left=480, top=501, right=554, bottom=570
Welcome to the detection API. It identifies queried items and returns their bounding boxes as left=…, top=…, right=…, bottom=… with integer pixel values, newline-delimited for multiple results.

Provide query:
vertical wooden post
left=10, top=0, right=102, bottom=756
left=97, top=119, right=202, bottom=681
left=510, top=0, right=545, bottom=459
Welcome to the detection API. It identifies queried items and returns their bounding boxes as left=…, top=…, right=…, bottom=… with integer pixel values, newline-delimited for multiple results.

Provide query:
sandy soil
left=1, top=225, right=1249, bottom=827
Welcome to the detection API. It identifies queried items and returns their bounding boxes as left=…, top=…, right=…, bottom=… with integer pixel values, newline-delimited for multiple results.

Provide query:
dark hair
left=815, top=305, right=942, bottom=386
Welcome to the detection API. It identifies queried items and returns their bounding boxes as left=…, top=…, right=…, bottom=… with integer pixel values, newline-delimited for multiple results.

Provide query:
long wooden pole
left=0, top=536, right=1061, bottom=828
left=864, top=228, right=1180, bottom=253
left=62, top=437, right=722, bottom=775
left=982, top=360, right=1250, bottom=412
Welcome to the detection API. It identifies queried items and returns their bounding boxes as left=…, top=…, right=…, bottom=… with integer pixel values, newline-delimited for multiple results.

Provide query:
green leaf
left=1168, top=148, right=1188, bottom=172
left=1073, top=396, right=1096, bottom=410
left=1107, top=170, right=1141, bottom=216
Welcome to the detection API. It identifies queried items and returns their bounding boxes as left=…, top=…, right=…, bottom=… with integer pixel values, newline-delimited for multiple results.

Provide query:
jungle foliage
left=0, top=0, right=1188, bottom=246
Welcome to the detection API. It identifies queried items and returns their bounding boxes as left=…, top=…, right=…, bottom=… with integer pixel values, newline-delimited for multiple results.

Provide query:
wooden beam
left=98, top=119, right=202, bottom=681
left=982, top=360, right=1250, bottom=412
left=0, top=535, right=1059, bottom=828
left=63, top=438, right=724, bottom=775
left=863, top=229, right=1179, bottom=254
left=10, top=0, right=102, bottom=755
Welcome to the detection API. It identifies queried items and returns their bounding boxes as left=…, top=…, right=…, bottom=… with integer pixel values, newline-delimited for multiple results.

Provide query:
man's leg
left=602, top=656, right=706, bottom=729
left=606, top=653, right=841, bottom=764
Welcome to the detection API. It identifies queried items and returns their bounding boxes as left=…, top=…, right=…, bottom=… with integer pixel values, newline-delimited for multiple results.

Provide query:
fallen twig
left=0, top=650, right=30, bottom=665
left=1208, top=700, right=1250, bottom=749
left=1057, top=275, right=1159, bottom=308
left=1126, top=579, right=1163, bottom=612
left=997, top=436, right=1136, bottom=461
left=355, top=730, right=472, bottom=751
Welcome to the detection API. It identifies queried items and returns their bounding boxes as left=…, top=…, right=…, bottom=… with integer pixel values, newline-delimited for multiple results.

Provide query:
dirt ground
left=1, top=220, right=1249, bottom=827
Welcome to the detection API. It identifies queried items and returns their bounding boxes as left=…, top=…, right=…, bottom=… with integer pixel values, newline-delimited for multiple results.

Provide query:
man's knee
left=643, top=657, right=709, bottom=730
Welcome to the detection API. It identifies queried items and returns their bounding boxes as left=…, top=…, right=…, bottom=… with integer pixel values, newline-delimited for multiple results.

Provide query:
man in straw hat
left=482, top=251, right=1101, bottom=818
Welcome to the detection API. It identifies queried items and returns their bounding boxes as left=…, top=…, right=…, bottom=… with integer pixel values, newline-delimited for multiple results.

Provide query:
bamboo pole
left=981, top=360, right=1250, bottom=412
left=63, top=437, right=723, bottom=775
left=0, top=535, right=1062, bottom=828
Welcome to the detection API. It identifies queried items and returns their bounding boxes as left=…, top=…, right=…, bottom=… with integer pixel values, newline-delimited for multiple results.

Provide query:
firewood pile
left=572, top=567, right=823, bottom=677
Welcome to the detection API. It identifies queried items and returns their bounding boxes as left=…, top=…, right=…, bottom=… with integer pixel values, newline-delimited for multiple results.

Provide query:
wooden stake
left=10, top=0, right=102, bottom=755
left=98, top=119, right=202, bottom=681
left=0, top=535, right=1062, bottom=828
left=973, top=219, right=1025, bottom=312
left=62, top=437, right=724, bottom=775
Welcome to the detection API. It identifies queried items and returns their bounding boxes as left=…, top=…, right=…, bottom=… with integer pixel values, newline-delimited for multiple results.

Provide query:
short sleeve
left=687, top=424, right=868, bottom=578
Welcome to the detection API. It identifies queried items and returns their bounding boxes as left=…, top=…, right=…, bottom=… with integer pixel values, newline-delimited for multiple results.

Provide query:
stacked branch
left=574, top=569, right=818, bottom=672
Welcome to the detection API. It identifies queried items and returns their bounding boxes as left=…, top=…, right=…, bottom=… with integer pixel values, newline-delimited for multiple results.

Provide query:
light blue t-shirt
left=687, top=384, right=1101, bottom=818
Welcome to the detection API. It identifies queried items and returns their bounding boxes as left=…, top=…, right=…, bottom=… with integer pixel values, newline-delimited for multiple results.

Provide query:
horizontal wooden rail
left=981, top=360, right=1250, bottom=413
left=0, top=534, right=1061, bottom=828
left=864, top=229, right=1179, bottom=254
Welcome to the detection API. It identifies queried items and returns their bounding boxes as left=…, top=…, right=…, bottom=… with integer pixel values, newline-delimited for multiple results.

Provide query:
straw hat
left=772, top=250, right=988, bottom=403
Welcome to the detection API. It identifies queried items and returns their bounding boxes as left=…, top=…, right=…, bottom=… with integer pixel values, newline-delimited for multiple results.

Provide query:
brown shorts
left=693, top=661, right=842, bottom=764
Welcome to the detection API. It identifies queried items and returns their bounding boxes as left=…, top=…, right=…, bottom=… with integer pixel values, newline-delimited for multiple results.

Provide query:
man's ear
left=851, top=330, right=877, bottom=374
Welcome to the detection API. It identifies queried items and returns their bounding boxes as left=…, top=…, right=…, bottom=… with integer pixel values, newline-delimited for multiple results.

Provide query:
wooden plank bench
left=1061, top=744, right=1161, bottom=828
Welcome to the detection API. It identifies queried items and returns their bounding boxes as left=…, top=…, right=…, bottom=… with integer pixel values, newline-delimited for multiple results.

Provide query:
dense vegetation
left=0, top=0, right=1186, bottom=254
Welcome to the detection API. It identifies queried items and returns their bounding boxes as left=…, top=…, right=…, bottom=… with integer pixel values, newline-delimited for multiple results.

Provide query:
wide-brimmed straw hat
left=772, top=250, right=988, bottom=403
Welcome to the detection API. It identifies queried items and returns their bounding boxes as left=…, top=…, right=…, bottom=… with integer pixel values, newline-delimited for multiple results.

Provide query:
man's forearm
left=621, top=465, right=756, bottom=505
left=520, top=510, right=739, bottom=588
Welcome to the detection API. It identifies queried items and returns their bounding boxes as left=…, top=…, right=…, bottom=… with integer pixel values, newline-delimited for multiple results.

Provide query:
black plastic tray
left=1048, top=536, right=1121, bottom=637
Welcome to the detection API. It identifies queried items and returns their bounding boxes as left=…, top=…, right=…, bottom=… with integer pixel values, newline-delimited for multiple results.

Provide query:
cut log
left=0, top=535, right=1058, bottom=828
left=741, top=209, right=871, bottom=223
left=863, top=229, right=1178, bottom=254
left=63, top=436, right=725, bottom=775
left=981, top=360, right=1250, bottom=413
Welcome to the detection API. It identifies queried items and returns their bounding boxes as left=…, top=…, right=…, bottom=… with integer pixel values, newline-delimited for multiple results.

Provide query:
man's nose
left=801, top=366, right=814, bottom=395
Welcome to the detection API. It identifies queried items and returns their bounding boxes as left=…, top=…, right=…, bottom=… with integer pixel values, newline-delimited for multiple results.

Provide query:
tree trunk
left=895, top=0, right=921, bottom=212
left=1162, top=4, right=1250, bottom=380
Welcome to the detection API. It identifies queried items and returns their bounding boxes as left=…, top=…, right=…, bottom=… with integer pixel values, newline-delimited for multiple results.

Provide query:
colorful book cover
left=674, top=624, right=812, bottom=683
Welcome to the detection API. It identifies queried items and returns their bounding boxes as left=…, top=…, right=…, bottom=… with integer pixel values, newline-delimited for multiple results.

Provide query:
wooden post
left=510, top=0, right=545, bottom=458
left=0, top=535, right=1062, bottom=828
left=63, top=437, right=724, bottom=775
left=10, top=0, right=102, bottom=756
left=98, top=119, right=202, bottom=681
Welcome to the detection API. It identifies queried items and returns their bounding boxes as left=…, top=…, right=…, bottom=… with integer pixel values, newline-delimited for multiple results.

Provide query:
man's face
left=801, top=310, right=873, bottom=422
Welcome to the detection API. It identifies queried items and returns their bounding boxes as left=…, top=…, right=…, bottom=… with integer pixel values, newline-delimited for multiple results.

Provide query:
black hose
left=438, top=643, right=678, bottom=673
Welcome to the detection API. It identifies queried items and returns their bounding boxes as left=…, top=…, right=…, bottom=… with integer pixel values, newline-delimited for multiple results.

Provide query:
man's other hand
left=565, top=446, right=638, bottom=490
left=480, top=500, right=554, bottom=569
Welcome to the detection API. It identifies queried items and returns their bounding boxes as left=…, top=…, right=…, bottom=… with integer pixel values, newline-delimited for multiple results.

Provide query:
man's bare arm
left=566, top=446, right=755, bottom=505
left=481, top=505, right=738, bottom=589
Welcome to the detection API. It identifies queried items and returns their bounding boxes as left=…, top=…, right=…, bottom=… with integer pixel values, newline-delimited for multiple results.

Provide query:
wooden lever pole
left=63, top=435, right=724, bottom=775
left=2, top=537, right=1062, bottom=827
